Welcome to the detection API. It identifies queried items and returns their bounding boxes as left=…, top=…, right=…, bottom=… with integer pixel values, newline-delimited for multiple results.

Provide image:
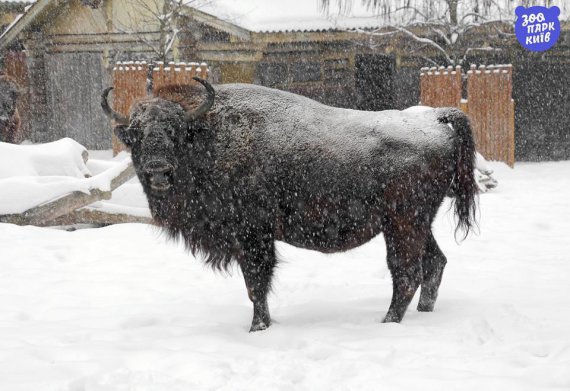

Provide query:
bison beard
left=102, top=78, right=478, bottom=332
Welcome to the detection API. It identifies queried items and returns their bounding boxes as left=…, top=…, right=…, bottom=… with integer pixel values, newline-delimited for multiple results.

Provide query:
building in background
left=0, top=0, right=568, bottom=161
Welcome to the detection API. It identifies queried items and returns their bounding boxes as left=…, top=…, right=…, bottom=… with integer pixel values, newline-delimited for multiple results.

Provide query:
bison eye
left=114, top=125, right=139, bottom=148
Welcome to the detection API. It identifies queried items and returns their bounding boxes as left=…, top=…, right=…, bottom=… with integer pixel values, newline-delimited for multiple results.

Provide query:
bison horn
left=101, top=87, right=129, bottom=125
left=185, top=77, right=215, bottom=122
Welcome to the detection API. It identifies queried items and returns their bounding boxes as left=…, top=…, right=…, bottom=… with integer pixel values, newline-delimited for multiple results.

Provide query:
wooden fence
left=111, top=61, right=209, bottom=153
left=420, top=64, right=515, bottom=167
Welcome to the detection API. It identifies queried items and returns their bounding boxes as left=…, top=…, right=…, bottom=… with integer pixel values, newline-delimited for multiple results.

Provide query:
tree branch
left=114, top=0, right=189, bottom=62
left=420, top=55, right=440, bottom=67
left=48, top=209, right=152, bottom=227
left=392, top=5, right=428, bottom=21
left=462, top=46, right=504, bottom=64
left=431, top=27, right=451, bottom=45
left=362, top=25, right=454, bottom=64
left=114, top=26, right=162, bottom=58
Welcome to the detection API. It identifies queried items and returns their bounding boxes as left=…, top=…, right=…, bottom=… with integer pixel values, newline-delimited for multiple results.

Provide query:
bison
left=102, top=78, right=477, bottom=331
left=0, top=75, right=21, bottom=144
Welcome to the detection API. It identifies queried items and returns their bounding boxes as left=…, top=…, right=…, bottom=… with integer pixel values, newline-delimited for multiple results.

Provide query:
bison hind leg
left=382, top=219, right=429, bottom=323
left=417, top=232, right=447, bottom=312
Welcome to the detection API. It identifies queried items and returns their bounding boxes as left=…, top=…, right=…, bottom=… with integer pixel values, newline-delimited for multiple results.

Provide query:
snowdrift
left=0, top=139, right=148, bottom=220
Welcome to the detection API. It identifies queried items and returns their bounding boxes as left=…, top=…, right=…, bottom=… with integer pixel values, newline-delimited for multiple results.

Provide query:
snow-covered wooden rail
left=0, top=162, right=138, bottom=226
left=420, top=64, right=515, bottom=167
left=0, top=139, right=151, bottom=227
left=111, top=61, right=209, bottom=154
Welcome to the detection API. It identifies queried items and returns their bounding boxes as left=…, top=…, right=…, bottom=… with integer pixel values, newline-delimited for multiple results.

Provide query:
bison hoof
left=418, top=289, right=437, bottom=312
left=417, top=302, right=435, bottom=312
left=382, top=312, right=403, bottom=323
left=249, top=321, right=270, bottom=332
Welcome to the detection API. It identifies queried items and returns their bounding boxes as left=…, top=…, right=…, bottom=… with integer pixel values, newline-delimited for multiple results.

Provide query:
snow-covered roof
left=190, top=0, right=384, bottom=32
left=0, top=0, right=34, bottom=14
left=0, top=0, right=42, bottom=49
left=190, top=0, right=569, bottom=33
left=0, top=0, right=35, bottom=4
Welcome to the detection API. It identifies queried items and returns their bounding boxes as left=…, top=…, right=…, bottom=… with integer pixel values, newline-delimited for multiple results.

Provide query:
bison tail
left=438, top=108, right=478, bottom=240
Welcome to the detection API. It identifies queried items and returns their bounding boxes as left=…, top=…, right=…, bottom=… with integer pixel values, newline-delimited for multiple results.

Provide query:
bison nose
left=143, top=161, right=175, bottom=192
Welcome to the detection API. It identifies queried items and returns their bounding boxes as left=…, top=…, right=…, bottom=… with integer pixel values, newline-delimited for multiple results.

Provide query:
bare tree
left=321, top=0, right=567, bottom=65
left=117, top=0, right=195, bottom=63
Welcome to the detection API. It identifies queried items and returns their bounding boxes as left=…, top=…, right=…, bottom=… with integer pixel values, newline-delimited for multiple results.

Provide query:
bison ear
left=114, top=125, right=135, bottom=148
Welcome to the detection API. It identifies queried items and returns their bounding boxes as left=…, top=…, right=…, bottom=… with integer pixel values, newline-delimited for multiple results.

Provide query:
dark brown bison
left=0, top=75, right=20, bottom=143
left=102, top=78, right=477, bottom=331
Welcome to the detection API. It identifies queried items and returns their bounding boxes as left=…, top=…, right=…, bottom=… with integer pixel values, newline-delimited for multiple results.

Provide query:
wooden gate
left=420, top=64, right=515, bottom=167
left=111, top=61, right=209, bottom=154
left=45, top=52, right=110, bottom=149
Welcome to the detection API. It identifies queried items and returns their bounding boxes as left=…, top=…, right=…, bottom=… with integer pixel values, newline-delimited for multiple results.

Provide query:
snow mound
left=0, top=138, right=89, bottom=178
left=0, top=140, right=132, bottom=215
left=475, top=152, right=499, bottom=192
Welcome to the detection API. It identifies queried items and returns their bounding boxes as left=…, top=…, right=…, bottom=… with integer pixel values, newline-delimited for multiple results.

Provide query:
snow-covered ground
left=1, top=160, right=570, bottom=390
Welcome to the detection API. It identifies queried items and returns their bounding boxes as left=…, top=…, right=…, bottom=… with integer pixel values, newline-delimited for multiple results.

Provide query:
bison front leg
left=238, top=240, right=277, bottom=332
left=417, top=232, right=447, bottom=312
left=382, top=222, right=428, bottom=323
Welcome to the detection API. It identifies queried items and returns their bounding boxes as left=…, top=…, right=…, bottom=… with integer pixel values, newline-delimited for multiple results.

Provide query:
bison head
left=101, top=77, right=215, bottom=195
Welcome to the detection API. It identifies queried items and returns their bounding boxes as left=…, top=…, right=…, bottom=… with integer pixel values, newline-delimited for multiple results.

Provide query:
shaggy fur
left=0, top=75, right=20, bottom=143
left=105, top=81, right=477, bottom=331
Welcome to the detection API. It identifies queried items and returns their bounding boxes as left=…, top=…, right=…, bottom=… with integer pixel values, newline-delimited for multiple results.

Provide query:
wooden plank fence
left=111, top=61, right=209, bottom=154
left=420, top=64, right=515, bottom=167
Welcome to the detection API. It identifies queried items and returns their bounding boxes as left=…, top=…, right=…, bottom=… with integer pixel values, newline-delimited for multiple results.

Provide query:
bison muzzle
left=102, top=77, right=478, bottom=332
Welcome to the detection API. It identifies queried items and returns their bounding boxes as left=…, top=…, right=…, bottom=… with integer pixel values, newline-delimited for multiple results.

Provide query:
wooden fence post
left=423, top=63, right=514, bottom=167
left=419, top=65, right=462, bottom=108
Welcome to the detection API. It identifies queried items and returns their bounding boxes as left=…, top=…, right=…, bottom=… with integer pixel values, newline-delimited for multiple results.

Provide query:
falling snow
left=0, top=0, right=569, bottom=389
